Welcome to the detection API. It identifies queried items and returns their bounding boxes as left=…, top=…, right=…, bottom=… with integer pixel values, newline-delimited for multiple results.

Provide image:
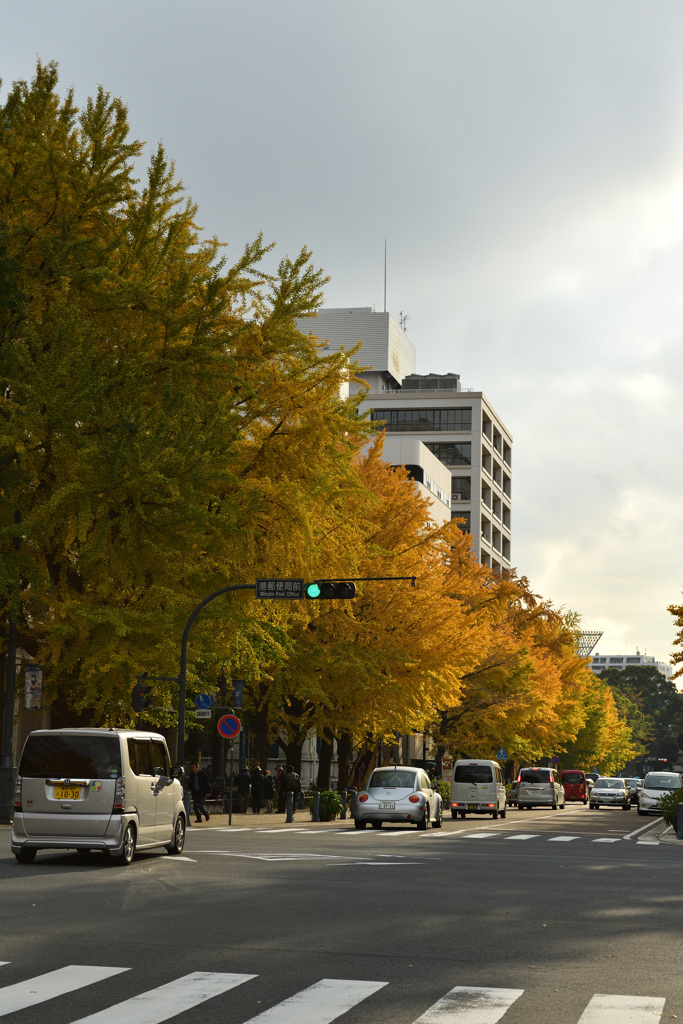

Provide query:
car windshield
left=625, top=779, right=640, bottom=787
left=369, top=769, right=416, bottom=789
left=595, top=779, right=623, bottom=789
left=562, top=773, right=584, bottom=784
left=644, top=775, right=681, bottom=790
left=19, top=734, right=121, bottom=779
left=454, top=765, right=493, bottom=783
left=519, top=769, right=551, bottom=783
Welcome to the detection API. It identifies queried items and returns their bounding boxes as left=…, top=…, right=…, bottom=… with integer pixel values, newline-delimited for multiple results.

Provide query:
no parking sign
left=217, top=714, right=241, bottom=739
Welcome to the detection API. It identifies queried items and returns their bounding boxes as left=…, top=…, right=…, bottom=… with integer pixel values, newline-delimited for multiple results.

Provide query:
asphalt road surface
left=2, top=804, right=681, bottom=1023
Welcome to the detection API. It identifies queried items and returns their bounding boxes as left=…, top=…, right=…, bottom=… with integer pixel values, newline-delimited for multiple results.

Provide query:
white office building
left=299, top=306, right=513, bottom=570
left=589, top=653, right=674, bottom=681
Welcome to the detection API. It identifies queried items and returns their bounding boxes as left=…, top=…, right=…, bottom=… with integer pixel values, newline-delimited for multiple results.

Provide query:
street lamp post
left=177, top=584, right=255, bottom=767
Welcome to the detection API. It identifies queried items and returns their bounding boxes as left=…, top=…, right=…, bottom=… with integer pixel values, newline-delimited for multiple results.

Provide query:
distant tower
left=578, top=630, right=603, bottom=658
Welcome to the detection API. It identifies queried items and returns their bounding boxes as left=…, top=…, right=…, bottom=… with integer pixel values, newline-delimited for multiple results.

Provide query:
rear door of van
left=452, top=762, right=496, bottom=811
left=18, top=732, right=120, bottom=838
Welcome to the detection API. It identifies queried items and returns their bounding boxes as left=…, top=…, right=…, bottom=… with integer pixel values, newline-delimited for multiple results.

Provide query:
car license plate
left=379, top=801, right=395, bottom=809
left=468, top=803, right=478, bottom=810
left=54, top=786, right=81, bottom=800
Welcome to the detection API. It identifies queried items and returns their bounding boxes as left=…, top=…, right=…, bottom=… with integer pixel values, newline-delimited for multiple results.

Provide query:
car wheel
left=166, top=815, right=186, bottom=854
left=583, top=797, right=587, bottom=804
left=354, top=819, right=367, bottom=830
left=637, top=808, right=645, bottom=816
left=417, top=806, right=428, bottom=830
left=500, top=805, right=507, bottom=819
left=460, top=811, right=467, bottom=819
left=451, top=810, right=458, bottom=819
left=371, top=820, right=383, bottom=829
left=591, top=803, right=598, bottom=810
left=113, top=823, right=136, bottom=865
left=492, top=805, right=499, bottom=820
left=433, top=804, right=443, bottom=828
left=15, top=848, right=36, bottom=864
left=622, top=802, right=630, bottom=811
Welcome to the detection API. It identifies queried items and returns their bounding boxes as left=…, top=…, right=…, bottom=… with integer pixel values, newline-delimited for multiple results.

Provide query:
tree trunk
left=336, top=732, right=353, bottom=790
left=316, top=729, right=333, bottom=789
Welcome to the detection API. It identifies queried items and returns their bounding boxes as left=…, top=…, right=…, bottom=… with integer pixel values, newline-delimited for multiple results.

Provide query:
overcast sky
left=5, top=2, right=683, bottom=667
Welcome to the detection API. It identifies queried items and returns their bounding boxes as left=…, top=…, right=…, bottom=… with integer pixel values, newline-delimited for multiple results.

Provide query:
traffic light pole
left=177, top=584, right=255, bottom=767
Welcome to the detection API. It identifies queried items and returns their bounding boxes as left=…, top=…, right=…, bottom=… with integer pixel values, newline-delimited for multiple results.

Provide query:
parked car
left=12, top=728, right=186, bottom=865
left=560, top=769, right=589, bottom=804
left=638, top=772, right=683, bottom=816
left=353, top=765, right=443, bottom=830
left=623, top=778, right=643, bottom=805
left=589, top=777, right=631, bottom=810
left=450, top=759, right=507, bottom=819
left=516, top=767, right=565, bottom=810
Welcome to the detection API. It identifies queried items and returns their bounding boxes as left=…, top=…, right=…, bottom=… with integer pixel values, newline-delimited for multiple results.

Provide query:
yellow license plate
left=54, top=786, right=81, bottom=800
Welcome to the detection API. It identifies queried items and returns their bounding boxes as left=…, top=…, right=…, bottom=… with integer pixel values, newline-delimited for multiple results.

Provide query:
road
left=2, top=803, right=682, bottom=1023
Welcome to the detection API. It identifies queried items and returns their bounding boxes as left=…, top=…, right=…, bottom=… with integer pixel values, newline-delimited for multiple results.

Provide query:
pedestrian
left=283, top=764, right=302, bottom=817
left=251, top=766, right=264, bottom=814
left=262, top=769, right=275, bottom=813
left=182, top=765, right=193, bottom=826
left=236, top=766, right=251, bottom=814
left=187, top=762, right=211, bottom=823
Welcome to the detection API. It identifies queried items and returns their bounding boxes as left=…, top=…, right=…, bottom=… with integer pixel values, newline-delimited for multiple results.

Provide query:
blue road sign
left=551, top=755, right=559, bottom=766
left=195, top=693, right=212, bottom=710
left=497, top=747, right=507, bottom=761
left=217, top=714, right=241, bottom=739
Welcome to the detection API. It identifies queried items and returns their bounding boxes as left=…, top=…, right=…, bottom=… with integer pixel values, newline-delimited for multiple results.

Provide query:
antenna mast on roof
left=383, top=238, right=387, bottom=313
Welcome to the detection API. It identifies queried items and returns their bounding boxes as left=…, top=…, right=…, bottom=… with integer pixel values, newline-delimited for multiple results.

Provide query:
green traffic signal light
left=305, top=581, right=356, bottom=599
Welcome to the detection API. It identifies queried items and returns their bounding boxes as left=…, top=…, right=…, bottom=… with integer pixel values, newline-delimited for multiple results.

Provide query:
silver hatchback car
left=12, top=728, right=186, bottom=865
left=353, top=765, right=443, bottom=830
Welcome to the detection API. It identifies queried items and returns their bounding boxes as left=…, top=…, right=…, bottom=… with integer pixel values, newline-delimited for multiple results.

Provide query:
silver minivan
left=516, top=767, right=565, bottom=810
left=11, top=728, right=186, bottom=865
left=450, top=759, right=507, bottom=819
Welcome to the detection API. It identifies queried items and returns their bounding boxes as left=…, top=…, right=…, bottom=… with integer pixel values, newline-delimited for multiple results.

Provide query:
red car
left=560, top=769, right=589, bottom=804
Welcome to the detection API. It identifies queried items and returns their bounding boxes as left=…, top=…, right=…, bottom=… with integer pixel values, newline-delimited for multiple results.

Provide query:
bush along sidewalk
left=311, top=790, right=345, bottom=821
left=657, top=787, right=683, bottom=827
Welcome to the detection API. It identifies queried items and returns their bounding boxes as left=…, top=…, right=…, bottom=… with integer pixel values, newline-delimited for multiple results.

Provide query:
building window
left=452, top=477, right=471, bottom=501
left=371, top=408, right=472, bottom=432
left=452, top=511, right=471, bottom=533
left=424, top=442, right=472, bottom=467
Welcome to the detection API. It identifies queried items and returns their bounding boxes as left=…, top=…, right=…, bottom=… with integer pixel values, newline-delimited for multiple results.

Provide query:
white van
left=11, top=728, right=186, bottom=865
left=450, top=759, right=507, bottom=819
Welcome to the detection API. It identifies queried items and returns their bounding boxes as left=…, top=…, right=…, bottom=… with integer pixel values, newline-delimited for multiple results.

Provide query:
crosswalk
left=0, top=966, right=669, bottom=1023
left=202, top=826, right=660, bottom=846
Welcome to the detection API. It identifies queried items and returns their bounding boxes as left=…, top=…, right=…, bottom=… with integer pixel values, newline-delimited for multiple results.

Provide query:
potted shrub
left=314, top=789, right=344, bottom=821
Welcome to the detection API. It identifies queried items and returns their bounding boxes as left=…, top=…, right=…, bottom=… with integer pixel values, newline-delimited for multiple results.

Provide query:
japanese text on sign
left=255, top=579, right=305, bottom=599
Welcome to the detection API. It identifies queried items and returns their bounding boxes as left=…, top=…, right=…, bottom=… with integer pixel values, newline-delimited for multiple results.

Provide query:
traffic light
left=305, top=581, right=356, bottom=599
left=131, top=680, right=154, bottom=713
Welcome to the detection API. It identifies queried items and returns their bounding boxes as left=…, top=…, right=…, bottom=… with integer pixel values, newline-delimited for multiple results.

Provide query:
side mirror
left=171, top=764, right=184, bottom=779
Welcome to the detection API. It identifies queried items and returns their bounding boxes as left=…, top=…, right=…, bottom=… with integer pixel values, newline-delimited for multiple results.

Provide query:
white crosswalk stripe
left=0, top=967, right=669, bottom=1022
left=577, top=993, right=665, bottom=1023
left=69, top=972, right=255, bottom=1023
left=241, top=978, right=387, bottom=1023
left=412, top=985, right=524, bottom=1022
left=0, top=966, right=128, bottom=1017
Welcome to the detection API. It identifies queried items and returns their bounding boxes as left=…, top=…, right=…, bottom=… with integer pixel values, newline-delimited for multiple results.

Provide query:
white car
left=637, top=772, right=683, bottom=816
left=589, top=777, right=631, bottom=810
left=516, top=767, right=565, bottom=810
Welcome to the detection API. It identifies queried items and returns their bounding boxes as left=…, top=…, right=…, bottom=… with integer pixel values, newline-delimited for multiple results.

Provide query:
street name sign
left=255, top=578, right=304, bottom=600
left=217, top=714, right=241, bottom=739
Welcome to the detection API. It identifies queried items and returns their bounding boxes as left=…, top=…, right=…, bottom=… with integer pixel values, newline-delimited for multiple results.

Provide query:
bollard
left=677, top=803, right=683, bottom=840
left=286, top=790, right=294, bottom=823
left=340, top=788, right=347, bottom=820
left=312, top=792, right=320, bottom=822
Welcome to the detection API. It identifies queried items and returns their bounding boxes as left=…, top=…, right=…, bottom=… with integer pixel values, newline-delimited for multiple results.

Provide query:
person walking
left=236, top=766, right=251, bottom=814
left=251, top=766, right=264, bottom=814
left=182, top=766, right=193, bottom=826
left=262, top=769, right=275, bottom=813
left=283, top=764, right=302, bottom=818
left=187, top=762, right=211, bottom=823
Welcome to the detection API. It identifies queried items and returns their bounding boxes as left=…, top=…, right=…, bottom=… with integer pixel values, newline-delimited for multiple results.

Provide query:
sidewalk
left=629, top=816, right=681, bottom=845
left=188, top=809, right=352, bottom=828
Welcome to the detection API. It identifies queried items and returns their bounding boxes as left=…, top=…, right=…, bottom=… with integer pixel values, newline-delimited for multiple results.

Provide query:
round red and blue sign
left=217, top=714, right=241, bottom=739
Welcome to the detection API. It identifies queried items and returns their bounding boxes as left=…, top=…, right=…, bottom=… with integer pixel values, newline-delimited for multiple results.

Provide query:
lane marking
left=591, top=838, right=622, bottom=844
left=548, top=836, right=581, bottom=842
left=623, top=818, right=663, bottom=841
left=70, top=972, right=256, bottom=1023
left=241, top=978, right=387, bottom=1024
left=462, top=833, right=498, bottom=839
left=577, top=992, right=665, bottom=1023
left=413, top=985, right=524, bottom=1023
left=504, top=834, right=540, bottom=841
left=0, top=966, right=128, bottom=1017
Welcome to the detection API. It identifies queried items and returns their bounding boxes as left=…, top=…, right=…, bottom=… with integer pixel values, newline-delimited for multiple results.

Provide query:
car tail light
left=113, top=777, right=125, bottom=812
left=13, top=777, right=22, bottom=811
left=451, top=802, right=460, bottom=808
left=409, top=795, right=420, bottom=803
left=358, top=794, right=369, bottom=803
left=516, top=774, right=522, bottom=783
left=486, top=803, right=494, bottom=808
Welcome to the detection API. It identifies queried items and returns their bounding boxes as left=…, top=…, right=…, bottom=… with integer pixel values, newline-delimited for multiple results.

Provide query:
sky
left=4, top=1, right=683, bottom=668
